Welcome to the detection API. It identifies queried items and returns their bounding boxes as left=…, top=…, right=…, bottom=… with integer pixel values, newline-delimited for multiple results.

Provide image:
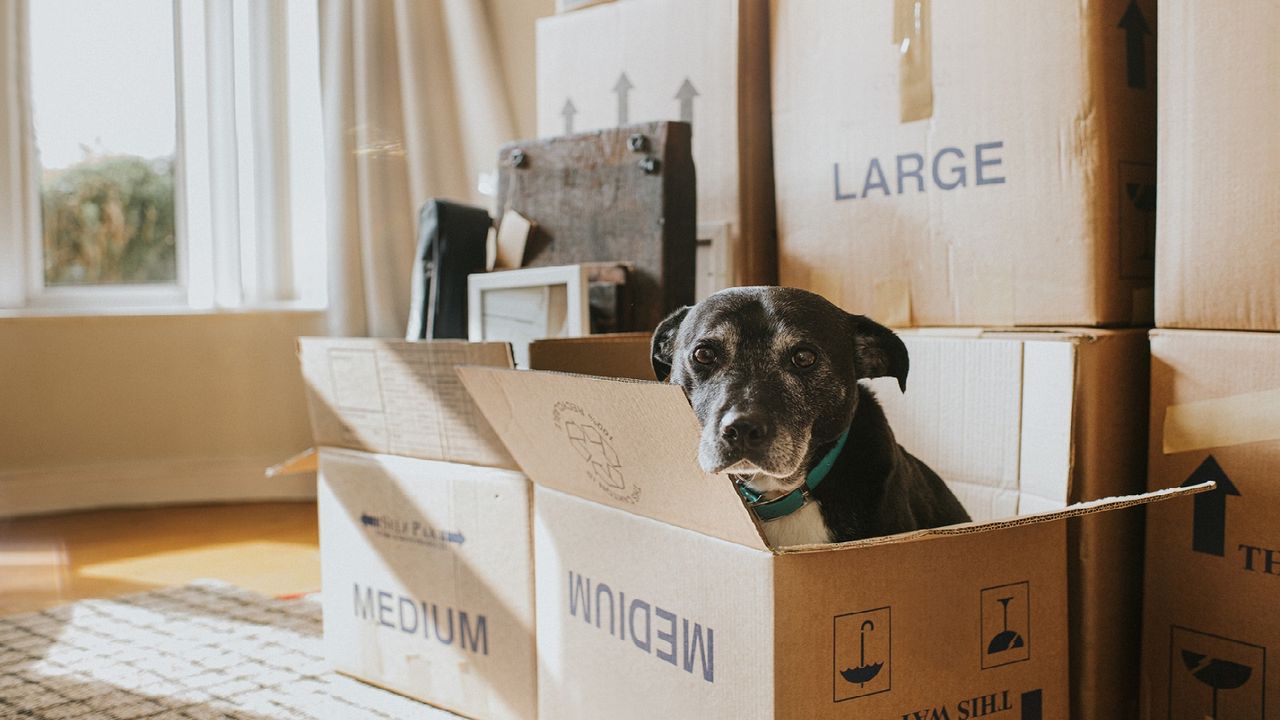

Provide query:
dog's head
left=651, top=287, right=907, bottom=494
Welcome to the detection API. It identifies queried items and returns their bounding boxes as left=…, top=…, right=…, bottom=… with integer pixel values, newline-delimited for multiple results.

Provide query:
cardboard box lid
left=298, top=338, right=518, bottom=470
left=459, top=366, right=1211, bottom=554
left=457, top=366, right=769, bottom=550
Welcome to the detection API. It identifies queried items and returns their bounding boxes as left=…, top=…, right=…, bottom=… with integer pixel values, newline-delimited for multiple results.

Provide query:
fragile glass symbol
left=987, top=597, right=1024, bottom=655
left=1181, top=650, right=1252, bottom=719
left=565, top=421, right=624, bottom=489
left=840, top=620, right=884, bottom=687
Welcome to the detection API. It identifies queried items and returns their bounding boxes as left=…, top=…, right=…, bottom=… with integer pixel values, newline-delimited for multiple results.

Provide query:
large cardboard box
left=528, top=327, right=1152, bottom=716
left=1154, top=3, right=1280, bottom=331
left=459, top=366, right=1203, bottom=719
left=1141, top=330, right=1280, bottom=718
left=537, top=0, right=776, bottom=290
left=879, top=328, right=1150, bottom=720
left=297, top=339, right=538, bottom=720
left=771, top=0, right=1157, bottom=327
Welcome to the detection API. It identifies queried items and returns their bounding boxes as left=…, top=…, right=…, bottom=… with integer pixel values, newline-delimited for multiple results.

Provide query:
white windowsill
left=0, top=301, right=327, bottom=320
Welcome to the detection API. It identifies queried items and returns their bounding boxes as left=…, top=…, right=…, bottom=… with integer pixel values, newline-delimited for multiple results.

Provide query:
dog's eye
left=692, top=346, right=717, bottom=365
left=792, top=349, right=817, bottom=368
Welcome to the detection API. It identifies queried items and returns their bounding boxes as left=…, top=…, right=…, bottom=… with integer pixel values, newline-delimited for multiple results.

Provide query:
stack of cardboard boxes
left=770, top=1, right=1159, bottom=718
left=1140, top=4, right=1280, bottom=717
left=293, top=0, right=1278, bottom=717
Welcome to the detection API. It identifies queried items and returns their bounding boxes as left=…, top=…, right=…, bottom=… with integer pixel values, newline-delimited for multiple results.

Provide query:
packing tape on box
left=1163, top=387, right=1280, bottom=454
left=893, top=0, right=934, bottom=122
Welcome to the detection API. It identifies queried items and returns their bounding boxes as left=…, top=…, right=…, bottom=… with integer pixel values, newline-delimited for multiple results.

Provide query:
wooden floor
left=0, top=502, right=320, bottom=615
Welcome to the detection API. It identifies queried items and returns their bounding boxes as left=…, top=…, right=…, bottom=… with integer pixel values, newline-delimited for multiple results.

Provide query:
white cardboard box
left=298, top=338, right=537, bottom=720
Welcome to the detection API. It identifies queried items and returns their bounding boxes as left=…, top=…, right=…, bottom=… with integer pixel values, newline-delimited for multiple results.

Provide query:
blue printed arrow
left=675, top=77, right=699, bottom=123
left=561, top=98, right=577, bottom=135
left=446, top=530, right=466, bottom=545
left=1180, top=455, right=1240, bottom=557
left=1117, top=1, right=1150, bottom=89
left=613, top=73, right=633, bottom=125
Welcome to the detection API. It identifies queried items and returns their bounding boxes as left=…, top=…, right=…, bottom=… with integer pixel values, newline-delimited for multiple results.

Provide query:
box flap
left=528, top=332, right=654, bottom=381
left=298, top=338, right=517, bottom=470
left=456, top=366, right=769, bottom=551
left=777, top=481, right=1215, bottom=554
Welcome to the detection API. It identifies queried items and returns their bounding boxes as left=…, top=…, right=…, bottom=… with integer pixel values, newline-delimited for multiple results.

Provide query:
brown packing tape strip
left=893, top=0, right=934, bottom=123
left=1163, top=388, right=1280, bottom=454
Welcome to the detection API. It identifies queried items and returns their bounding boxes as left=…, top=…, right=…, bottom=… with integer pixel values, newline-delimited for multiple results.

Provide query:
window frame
left=21, top=0, right=188, bottom=310
left=4, top=0, right=325, bottom=313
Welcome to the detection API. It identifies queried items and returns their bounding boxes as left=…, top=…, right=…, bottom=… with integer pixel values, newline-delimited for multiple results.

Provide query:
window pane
left=29, top=0, right=178, bottom=286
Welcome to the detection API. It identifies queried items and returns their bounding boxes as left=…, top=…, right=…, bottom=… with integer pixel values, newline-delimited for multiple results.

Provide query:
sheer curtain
left=0, top=0, right=37, bottom=307
left=319, top=0, right=516, bottom=337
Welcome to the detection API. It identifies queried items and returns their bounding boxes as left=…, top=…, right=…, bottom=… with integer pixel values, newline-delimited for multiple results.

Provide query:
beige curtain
left=320, top=0, right=517, bottom=337
left=0, top=0, right=37, bottom=307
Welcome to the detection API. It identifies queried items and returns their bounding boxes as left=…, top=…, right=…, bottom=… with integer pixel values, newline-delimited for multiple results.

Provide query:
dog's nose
left=720, top=412, right=771, bottom=450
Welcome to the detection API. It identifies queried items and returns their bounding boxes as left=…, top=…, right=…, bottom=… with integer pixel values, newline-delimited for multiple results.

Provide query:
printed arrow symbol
left=1117, top=0, right=1150, bottom=89
left=613, top=72, right=633, bottom=125
left=561, top=98, right=577, bottom=135
left=675, top=77, right=699, bottom=123
left=1181, top=455, right=1240, bottom=557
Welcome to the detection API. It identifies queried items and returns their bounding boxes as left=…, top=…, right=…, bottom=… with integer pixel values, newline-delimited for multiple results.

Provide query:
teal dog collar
left=736, top=427, right=850, bottom=522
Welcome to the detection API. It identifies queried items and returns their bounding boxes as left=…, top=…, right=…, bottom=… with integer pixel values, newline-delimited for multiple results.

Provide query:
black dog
left=650, top=287, right=970, bottom=547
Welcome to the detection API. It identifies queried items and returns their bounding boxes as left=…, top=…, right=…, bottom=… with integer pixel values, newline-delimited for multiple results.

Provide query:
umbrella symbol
left=986, top=597, right=1025, bottom=655
left=1181, top=650, right=1252, bottom=718
left=840, top=620, right=884, bottom=686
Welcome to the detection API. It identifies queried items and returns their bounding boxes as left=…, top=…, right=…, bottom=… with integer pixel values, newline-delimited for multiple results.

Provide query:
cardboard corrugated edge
left=774, top=482, right=1212, bottom=555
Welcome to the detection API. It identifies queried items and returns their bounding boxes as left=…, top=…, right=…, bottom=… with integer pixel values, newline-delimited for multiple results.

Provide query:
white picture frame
left=468, top=264, right=595, bottom=367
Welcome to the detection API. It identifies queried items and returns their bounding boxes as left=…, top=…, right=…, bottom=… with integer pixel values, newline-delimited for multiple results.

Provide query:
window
left=30, top=0, right=179, bottom=289
left=1, top=0, right=326, bottom=311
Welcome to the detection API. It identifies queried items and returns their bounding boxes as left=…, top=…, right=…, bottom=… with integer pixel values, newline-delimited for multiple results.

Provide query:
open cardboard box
left=458, top=366, right=1209, bottom=719
left=296, top=338, right=538, bottom=720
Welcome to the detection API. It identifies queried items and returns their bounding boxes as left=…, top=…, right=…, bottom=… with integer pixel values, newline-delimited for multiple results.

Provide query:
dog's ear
left=650, top=305, right=692, bottom=382
left=848, top=314, right=909, bottom=392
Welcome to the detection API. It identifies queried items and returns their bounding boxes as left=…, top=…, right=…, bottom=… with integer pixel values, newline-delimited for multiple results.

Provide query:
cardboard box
left=528, top=332, right=655, bottom=381
left=525, top=326, right=1151, bottom=717
left=1154, top=3, right=1280, bottom=331
left=297, top=338, right=537, bottom=720
left=1141, top=330, right=1280, bottom=718
left=458, top=366, right=1203, bottom=719
left=771, top=0, right=1157, bottom=326
left=536, top=0, right=776, bottom=289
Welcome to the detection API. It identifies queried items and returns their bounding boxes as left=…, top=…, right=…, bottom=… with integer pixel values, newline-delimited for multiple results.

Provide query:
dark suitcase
left=405, top=200, right=491, bottom=340
left=494, top=121, right=696, bottom=331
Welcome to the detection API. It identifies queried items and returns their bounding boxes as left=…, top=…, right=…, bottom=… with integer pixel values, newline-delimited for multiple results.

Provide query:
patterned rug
left=0, top=582, right=460, bottom=719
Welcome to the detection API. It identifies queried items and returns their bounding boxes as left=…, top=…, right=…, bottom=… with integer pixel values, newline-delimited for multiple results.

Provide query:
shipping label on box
left=771, top=0, right=1157, bottom=326
left=1142, top=330, right=1280, bottom=719
left=318, top=449, right=536, bottom=720
left=458, top=365, right=1205, bottom=718
left=537, top=0, right=775, bottom=287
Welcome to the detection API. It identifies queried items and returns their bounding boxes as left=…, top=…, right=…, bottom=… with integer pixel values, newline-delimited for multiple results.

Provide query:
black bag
left=405, top=200, right=491, bottom=340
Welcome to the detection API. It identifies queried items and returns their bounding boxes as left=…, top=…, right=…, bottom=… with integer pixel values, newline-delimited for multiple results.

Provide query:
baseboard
left=0, top=456, right=317, bottom=518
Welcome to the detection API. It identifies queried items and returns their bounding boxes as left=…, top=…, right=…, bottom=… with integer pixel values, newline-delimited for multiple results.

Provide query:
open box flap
left=297, top=338, right=518, bottom=470
left=457, top=366, right=769, bottom=551
left=776, top=481, right=1216, bottom=554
